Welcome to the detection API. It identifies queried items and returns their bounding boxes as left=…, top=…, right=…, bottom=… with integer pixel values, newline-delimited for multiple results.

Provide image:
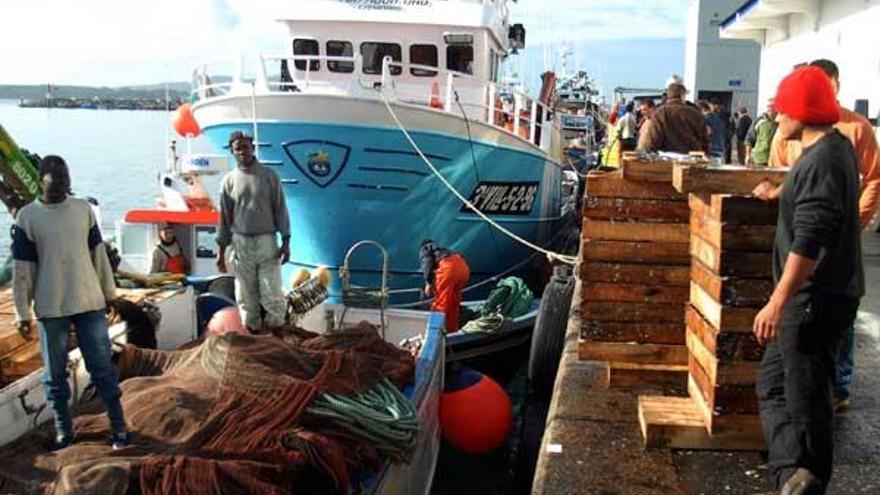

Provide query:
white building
left=721, top=0, right=880, bottom=124
left=685, top=0, right=762, bottom=116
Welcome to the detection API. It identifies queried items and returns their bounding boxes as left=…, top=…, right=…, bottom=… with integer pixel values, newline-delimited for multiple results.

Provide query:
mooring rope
left=378, top=92, right=578, bottom=266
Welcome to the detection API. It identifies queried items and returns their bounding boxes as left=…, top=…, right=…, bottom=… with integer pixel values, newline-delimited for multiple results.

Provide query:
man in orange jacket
left=420, top=240, right=470, bottom=332
left=761, top=59, right=880, bottom=413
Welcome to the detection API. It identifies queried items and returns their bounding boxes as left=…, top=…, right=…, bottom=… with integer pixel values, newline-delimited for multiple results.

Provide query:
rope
left=302, top=378, right=418, bottom=462
left=379, top=93, right=577, bottom=266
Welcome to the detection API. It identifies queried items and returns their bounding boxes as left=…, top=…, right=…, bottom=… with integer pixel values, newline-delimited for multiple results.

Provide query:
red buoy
left=172, top=103, right=201, bottom=137
left=439, top=367, right=513, bottom=454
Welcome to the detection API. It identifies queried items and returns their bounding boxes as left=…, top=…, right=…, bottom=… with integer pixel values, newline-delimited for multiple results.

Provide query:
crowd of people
left=608, top=59, right=877, bottom=495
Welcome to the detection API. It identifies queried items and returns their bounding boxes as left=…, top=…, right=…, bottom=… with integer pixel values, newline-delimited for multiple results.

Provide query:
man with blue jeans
left=12, top=155, right=128, bottom=450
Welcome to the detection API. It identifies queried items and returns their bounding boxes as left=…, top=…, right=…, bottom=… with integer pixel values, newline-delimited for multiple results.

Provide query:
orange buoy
left=439, top=367, right=513, bottom=454
left=173, top=103, right=201, bottom=137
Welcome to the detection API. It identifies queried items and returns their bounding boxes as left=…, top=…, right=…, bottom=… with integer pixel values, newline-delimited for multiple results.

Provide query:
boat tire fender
left=527, top=265, right=574, bottom=400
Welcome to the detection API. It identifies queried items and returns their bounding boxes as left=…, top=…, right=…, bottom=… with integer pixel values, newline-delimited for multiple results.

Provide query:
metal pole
left=251, top=82, right=260, bottom=161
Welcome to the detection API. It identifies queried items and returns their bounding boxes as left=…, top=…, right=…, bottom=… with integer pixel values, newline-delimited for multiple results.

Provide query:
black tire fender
left=528, top=265, right=574, bottom=400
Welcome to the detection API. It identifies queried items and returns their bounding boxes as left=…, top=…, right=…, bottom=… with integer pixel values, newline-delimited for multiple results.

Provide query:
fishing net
left=0, top=322, right=416, bottom=495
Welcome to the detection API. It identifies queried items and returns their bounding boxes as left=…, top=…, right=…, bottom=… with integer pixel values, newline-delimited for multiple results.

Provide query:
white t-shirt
left=619, top=112, right=637, bottom=140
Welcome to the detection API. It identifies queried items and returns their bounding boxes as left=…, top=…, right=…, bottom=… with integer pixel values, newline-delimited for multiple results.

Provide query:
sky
left=0, top=0, right=690, bottom=97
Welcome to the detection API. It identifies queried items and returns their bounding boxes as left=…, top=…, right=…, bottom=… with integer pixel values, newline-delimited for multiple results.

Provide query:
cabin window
left=361, top=42, right=402, bottom=75
left=446, top=40, right=474, bottom=75
left=409, top=44, right=438, bottom=77
left=327, top=40, right=354, bottom=73
left=293, top=39, right=320, bottom=71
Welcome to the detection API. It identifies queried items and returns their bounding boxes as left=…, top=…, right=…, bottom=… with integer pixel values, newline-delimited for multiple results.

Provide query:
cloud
left=510, top=0, right=689, bottom=44
left=0, top=0, right=691, bottom=89
left=0, top=0, right=281, bottom=86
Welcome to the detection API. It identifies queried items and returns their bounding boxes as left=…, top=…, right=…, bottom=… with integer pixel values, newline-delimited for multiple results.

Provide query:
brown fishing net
left=0, top=322, right=416, bottom=495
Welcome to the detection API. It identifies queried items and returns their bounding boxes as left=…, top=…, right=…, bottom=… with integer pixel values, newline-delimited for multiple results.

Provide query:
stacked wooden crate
left=578, top=154, right=698, bottom=388
left=638, top=164, right=788, bottom=450
left=0, top=290, right=42, bottom=385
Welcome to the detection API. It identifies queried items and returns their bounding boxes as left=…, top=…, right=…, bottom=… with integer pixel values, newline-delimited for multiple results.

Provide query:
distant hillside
left=0, top=83, right=191, bottom=101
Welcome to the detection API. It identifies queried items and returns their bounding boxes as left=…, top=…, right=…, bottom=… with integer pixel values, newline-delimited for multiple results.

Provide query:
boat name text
left=463, top=181, right=539, bottom=215
left=339, top=0, right=434, bottom=10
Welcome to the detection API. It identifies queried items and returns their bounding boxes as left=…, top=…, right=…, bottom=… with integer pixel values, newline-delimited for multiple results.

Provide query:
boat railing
left=380, top=57, right=556, bottom=151
left=261, top=54, right=366, bottom=93
left=191, top=53, right=558, bottom=152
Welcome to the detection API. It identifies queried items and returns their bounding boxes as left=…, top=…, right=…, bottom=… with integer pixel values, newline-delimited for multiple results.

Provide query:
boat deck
left=0, top=288, right=179, bottom=387
left=531, top=232, right=880, bottom=494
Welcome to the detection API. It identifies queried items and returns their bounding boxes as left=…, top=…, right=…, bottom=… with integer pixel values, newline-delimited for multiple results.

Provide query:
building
left=685, top=0, right=762, bottom=116
left=721, top=0, right=880, bottom=124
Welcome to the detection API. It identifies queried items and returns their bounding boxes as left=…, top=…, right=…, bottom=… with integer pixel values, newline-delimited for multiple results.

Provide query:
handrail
left=191, top=53, right=559, bottom=151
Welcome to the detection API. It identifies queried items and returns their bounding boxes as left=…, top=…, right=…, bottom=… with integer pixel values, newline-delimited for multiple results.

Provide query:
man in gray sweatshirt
left=216, top=131, right=290, bottom=331
left=12, top=155, right=128, bottom=450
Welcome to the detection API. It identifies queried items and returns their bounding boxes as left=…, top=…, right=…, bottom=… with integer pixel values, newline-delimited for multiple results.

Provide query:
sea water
left=0, top=99, right=220, bottom=257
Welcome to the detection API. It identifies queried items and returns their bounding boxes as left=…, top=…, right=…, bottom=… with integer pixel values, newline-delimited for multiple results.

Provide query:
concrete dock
left=531, top=232, right=880, bottom=494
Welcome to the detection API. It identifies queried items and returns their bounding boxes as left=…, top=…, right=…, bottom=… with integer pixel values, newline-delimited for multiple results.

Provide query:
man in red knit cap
left=752, top=66, right=863, bottom=494
left=762, top=59, right=880, bottom=412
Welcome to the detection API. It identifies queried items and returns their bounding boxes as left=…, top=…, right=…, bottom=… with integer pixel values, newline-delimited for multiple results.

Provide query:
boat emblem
left=308, top=151, right=332, bottom=177
left=283, top=140, right=351, bottom=188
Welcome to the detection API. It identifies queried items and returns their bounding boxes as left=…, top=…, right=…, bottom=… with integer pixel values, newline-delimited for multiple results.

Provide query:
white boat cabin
left=191, top=0, right=559, bottom=151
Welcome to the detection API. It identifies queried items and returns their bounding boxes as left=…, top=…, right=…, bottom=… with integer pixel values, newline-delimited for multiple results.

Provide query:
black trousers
left=756, top=292, right=859, bottom=489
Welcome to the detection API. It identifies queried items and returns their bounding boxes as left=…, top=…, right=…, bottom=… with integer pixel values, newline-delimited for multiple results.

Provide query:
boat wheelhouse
left=190, top=0, right=566, bottom=300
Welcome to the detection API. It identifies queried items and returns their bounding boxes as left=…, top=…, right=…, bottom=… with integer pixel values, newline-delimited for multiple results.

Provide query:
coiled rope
left=303, top=378, right=418, bottom=462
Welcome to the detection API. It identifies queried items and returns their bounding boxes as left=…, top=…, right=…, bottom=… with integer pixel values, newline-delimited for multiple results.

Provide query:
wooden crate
left=621, top=153, right=706, bottom=183
left=605, top=362, right=688, bottom=389
left=673, top=165, right=788, bottom=195
left=638, top=187, right=778, bottom=451
left=579, top=170, right=691, bottom=386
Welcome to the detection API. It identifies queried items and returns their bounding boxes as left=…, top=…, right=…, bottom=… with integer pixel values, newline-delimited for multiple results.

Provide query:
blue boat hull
left=202, top=120, right=562, bottom=301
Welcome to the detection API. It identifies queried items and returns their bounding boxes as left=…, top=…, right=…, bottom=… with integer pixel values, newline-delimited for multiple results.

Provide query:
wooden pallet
left=605, top=362, right=688, bottom=389
left=638, top=395, right=765, bottom=450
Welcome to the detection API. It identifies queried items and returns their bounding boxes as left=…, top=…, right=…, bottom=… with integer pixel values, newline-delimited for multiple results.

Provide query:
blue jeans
left=38, top=310, right=126, bottom=440
left=834, top=324, right=855, bottom=400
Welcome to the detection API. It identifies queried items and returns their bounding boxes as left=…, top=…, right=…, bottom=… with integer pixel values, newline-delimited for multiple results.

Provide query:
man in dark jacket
left=419, top=240, right=470, bottom=332
left=752, top=66, right=863, bottom=495
left=701, top=100, right=727, bottom=160
left=735, top=107, right=753, bottom=164
left=637, top=83, right=708, bottom=154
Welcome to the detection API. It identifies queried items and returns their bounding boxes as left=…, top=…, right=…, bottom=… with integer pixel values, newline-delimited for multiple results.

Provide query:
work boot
left=833, top=396, right=852, bottom=413
left=50, top=433, right=75, bottom=452
left=111, top=430, right=130, bottom=451
left=781, top=468, right=823, bottom=495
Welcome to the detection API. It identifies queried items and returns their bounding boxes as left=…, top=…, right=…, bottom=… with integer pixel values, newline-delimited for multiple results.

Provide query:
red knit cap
left=774, top=66, right=840, bottom=125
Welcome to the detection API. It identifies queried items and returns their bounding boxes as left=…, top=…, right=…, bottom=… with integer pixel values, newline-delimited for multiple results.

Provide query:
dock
left=532, top=157, right=880, bottom=494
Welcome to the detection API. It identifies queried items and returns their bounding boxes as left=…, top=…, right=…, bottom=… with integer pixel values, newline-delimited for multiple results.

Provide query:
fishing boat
left=189, top=0, right=567, bottom=300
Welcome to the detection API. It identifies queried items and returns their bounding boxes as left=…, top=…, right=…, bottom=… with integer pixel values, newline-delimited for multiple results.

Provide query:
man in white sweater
left=215, top=131, right=290, bottom=332
left=12, top=155, right=128, bottom=450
